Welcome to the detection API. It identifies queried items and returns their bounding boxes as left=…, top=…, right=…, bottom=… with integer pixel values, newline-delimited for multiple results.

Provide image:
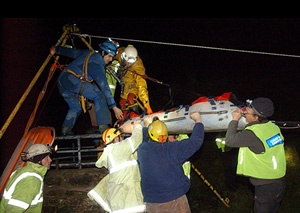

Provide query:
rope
left=23, top=32, right=70, bottom=136
left=0, top=27, right=70, bottom=140
left=191, top=163, right=230, bottom=208
left=72, top=33, right=300, bottom=59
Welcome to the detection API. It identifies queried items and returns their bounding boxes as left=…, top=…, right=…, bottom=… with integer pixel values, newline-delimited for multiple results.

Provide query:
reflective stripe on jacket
left=0, top=162, right=47, bottom=212
left=88, top=124, right=145, bottom=213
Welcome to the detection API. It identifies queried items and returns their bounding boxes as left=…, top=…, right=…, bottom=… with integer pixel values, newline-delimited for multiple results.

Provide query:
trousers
left=146, top=194, right=191, bottom=213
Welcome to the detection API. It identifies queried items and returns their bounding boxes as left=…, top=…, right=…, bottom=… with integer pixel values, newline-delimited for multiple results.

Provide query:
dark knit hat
left=28, top=153, right=49, bottom=163
left=247, top=97, right=274, bottom=118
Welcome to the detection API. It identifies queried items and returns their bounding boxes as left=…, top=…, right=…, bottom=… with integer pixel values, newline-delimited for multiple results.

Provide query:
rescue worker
left=114, top=45, right=153, bottom=119
left=86, top=60, right=122, bottom=134
left=225, top=97, right=286, bottom=213
left=137, top=113, right=204, bottom=213
left=0, top=143, right=55, bottom=212
left=87, top=119, right=145, bottom=213
left=53, top=38, right=123, bottom=136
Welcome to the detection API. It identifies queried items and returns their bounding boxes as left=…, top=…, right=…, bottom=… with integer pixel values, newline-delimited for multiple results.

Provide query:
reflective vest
left=106, top=70, right=117, bottom=96
left=182, top=161, right=191, bottom=179
left=88, top=124, right=145, bottom=213
left=177, top=134, right=191, bottom=179
left=215, top=137, right=232, bottom=152
left=237, top=121, right=286, bottom=179
left=0, top=162, right=47, bottom=212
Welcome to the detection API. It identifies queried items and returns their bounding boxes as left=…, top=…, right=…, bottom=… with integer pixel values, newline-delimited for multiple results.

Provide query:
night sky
left=1, top=18, right=300, bottom=173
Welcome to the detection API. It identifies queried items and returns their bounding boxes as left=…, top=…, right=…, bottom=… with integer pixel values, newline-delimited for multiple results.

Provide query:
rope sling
left=64, top=51, right=95, bottom=113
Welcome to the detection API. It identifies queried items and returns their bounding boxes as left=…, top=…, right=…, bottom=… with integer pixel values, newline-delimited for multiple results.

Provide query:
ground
left=42, top=130, right=300, bottom=213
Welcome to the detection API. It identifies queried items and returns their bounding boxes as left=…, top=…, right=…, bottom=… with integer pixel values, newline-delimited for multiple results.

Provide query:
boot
left=128, top=104, right=141, bottom=115
left=61, top=125, right=74, bottom=136
left=98, top=124, right=109, bottom=134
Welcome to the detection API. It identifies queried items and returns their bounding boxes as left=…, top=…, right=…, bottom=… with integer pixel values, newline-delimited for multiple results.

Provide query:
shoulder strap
left=82, top=51, right=95, bottom=81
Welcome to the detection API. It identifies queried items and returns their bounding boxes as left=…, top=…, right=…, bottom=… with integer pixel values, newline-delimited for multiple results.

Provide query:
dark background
left=1, top=18, right=300, bottom=174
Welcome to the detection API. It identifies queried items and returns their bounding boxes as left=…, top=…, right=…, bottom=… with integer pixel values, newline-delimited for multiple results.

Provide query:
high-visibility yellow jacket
left=177, top=134, right=191, bottom=179
left=88, top=124, right=145, bottom=213
left=0, top=162, right=47, bottom=212
left=106, top=70, right=117, bottom=96
left=215, top=137, right=233, bottom=152
left=238, top=122, right=286, bottom=179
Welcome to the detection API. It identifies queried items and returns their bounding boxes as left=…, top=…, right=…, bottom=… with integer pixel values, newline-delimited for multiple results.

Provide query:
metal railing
left=52, top=133, right=104, bottom=169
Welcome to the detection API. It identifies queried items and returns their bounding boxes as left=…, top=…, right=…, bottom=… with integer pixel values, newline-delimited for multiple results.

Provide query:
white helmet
left=121, top=45, right=138, bottom=63
left=23, top=144, right=54, bottom=160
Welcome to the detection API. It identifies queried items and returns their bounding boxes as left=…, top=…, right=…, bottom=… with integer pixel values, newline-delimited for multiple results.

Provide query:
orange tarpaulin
left=192, top=92, right=232, bottom=105
left=0, top=126, right=55, bottom=195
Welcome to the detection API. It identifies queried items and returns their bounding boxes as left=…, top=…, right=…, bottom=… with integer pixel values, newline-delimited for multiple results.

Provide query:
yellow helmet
left=102, top=128, right=122, bottom=144
left=148, top=119, right=168, bottom=143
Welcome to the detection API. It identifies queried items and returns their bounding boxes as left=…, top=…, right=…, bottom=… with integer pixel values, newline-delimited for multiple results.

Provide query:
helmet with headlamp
left=246, top=97, right=274, bottom=118
left=99, top=38, right=119, bottom=56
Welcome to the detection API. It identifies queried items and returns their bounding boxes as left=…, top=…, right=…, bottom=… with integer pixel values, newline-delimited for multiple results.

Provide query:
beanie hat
left=28, top=153, right=49, bottom=163
left=247, top=97, right=274, bottom=118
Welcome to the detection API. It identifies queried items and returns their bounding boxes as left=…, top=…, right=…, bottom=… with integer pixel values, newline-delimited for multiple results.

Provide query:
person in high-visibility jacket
left=87, top=119, right=145, bottom=213
left=0, top=143, right=55, bottom=212
left=113, top=45, right=153, bottom=119
left=225, top=97, right=286, bottom=213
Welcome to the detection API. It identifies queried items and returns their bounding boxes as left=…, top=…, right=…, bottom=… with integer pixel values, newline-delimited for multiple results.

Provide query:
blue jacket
left=56, top=47, right=116, bottom=109
left=137, top=123, right=204, bottom=203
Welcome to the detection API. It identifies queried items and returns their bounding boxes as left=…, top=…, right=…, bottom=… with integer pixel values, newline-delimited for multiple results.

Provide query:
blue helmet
left=99, top=38, right=119, bottom=56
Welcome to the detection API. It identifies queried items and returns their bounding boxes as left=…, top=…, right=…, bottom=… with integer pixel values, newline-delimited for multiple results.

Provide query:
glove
left=144, top=104, right=153, bottom=114
left=50, top=46, right=56, bottom=55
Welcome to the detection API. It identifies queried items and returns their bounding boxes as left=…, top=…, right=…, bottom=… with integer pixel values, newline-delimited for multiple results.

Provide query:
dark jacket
left=137, top=123, right=204, bottom=203
left=56, top=46, right=116, bottom=109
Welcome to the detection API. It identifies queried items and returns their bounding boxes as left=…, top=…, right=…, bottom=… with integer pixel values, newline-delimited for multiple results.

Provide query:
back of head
left=148, top=119, right=168, bottom=143
left=246, top=97, right=274, bottom=118
left=121, top=45, right=138, bottom=63
left=99, top=38, right=119, bottom=56
left=102, top=128, right=122, bottom=145
left=22, top=143, right=54, bottom=163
